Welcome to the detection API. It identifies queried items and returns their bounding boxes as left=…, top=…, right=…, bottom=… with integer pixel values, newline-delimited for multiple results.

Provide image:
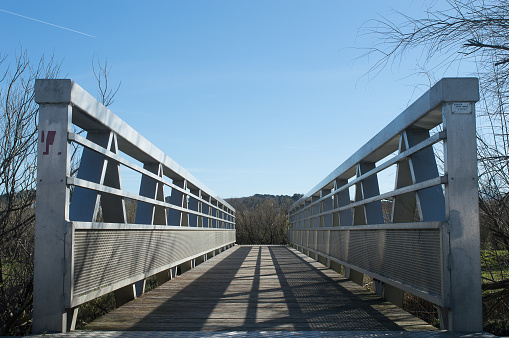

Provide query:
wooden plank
left=85, top=245, right=435, bottom=331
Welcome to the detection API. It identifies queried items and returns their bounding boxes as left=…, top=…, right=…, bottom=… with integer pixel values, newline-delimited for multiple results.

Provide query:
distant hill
left=226, top=193, right=302, bottom=211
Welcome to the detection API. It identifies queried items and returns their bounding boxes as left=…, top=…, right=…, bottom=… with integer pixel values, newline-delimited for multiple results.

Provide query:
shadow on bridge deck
left=84, top=245, right=435, bottom=332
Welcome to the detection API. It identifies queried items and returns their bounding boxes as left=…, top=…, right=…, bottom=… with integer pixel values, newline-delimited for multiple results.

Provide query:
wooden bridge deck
left=85, top=245, right=435, bottom=332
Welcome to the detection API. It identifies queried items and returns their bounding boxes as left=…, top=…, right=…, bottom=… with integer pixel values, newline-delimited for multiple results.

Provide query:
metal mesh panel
left=317, top=230, right=329, bottom=255
left=73, top=229, right=235, bottom=296
left=307, top=228, right=441, bottom=297
left=308, top=230, right=317, bottom=250
left=294, top=230, right=300, bottom=246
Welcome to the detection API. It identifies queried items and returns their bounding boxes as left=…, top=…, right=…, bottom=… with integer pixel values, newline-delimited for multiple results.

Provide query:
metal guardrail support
left=32, top=79, right=236, bottom=333
left=288, top=78, right=482, bottom=332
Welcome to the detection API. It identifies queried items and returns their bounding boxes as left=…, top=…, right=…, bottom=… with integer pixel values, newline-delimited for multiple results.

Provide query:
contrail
left=0, top=8, right=95, bottom=38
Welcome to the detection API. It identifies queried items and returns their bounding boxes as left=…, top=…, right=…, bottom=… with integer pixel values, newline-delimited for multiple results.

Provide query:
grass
left=75, top=292, right=116, bottom=329
left=75, top=275, right=159, bottom=329
left=481, top=249, right=509, bottom=281
left=481, top=249, right=509, bottom=336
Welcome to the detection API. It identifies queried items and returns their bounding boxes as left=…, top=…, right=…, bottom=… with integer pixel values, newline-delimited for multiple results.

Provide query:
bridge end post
left=32, top=80, right=73, bottom=333
left=441, top=78, right=482, bottom=332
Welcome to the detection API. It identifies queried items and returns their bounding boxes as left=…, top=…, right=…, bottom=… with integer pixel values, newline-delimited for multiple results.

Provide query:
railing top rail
left=290, top=77, right=479, bottom=211
left=35, top=79, right=234, bottom=211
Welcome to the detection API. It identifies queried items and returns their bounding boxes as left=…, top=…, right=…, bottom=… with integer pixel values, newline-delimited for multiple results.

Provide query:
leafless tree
left=0, top=48, right=61, bottom=335
left=362, top=0, right=509, bottom=332
left=228, top=195, right=295, bottom=245
left=92, top=55, right=121, bottom=108
left=0, top=49, right=121, bottom=335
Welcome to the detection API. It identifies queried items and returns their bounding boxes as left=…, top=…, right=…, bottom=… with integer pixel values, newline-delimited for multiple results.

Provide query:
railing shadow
left=98, top=245, right=409, bottom=331
left=125, top=246, right=253, bottom=331
left=267, top=246, right=402, bottom=330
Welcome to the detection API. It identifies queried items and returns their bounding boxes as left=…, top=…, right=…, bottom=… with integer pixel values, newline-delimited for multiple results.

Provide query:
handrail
left=32, top=79, right=236, bottom=333
left=288, top=78, right=482, bottom=332
left=291, top=78, right=477, bottom=207
left=35, top=80, right=233, bottom=210
left=288, top=131, right=445, bottom=216
left=68, top=132, right=232, bottom=216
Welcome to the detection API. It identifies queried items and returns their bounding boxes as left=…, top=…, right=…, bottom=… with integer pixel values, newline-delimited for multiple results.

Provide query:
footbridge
left=32, top=78, right=483, bottom=335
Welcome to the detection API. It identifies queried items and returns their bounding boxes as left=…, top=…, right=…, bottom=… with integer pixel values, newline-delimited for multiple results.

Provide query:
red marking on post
left=42, top=131, right=56, bottom=155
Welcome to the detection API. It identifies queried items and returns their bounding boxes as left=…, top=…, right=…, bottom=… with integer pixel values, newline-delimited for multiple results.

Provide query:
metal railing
left=288, top=78, right=482, bottom=332
left=32, top=79, right=236, bottom=333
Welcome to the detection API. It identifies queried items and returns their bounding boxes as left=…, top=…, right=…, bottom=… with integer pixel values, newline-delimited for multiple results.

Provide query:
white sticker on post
left=452, top=102, right=472, bottom=114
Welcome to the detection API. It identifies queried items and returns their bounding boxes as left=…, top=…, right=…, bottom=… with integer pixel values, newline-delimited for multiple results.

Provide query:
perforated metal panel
left=292, top=230, right=298, bottom=245
left=317, top=230, right=329, bottom=254
left=309, top=230, right=317, bottom=249
left=73, top=229, right=235, bottom=297
left=291, top=228, right=442, bottom=298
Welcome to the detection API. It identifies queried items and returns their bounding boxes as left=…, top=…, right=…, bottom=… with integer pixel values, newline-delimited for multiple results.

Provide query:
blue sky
left=1, top=1, right=466, bottom=198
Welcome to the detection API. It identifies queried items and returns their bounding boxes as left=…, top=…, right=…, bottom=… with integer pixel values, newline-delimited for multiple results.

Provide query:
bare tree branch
left=0, top=46, right=61, bottom=335
left=92, top=55, right=121, bottom=107
left=361, top=0, right=509, bottom=329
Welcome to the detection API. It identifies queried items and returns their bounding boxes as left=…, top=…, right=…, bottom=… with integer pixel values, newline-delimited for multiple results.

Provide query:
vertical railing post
left=168, top=180, right=185, bottom=226
left=210, top=199, right=217, bottom=228
left=321, top=189, right=332, bottom=227
left=334, top=178, right=352, bottom=226
left=202, top=194, right=210, bottom=228
left=311, top=195, right=319, bottom=229
left=441, top=94, right=482, bottom=331
left=188, top=189, right=199, bottom=227
left=136, top=163, right=161, bottom=224
left=33, top=80, right=73, bottom=333
left=296, top=207, right=301, bottom=229
left=303, top=201, right=309, bottom=250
